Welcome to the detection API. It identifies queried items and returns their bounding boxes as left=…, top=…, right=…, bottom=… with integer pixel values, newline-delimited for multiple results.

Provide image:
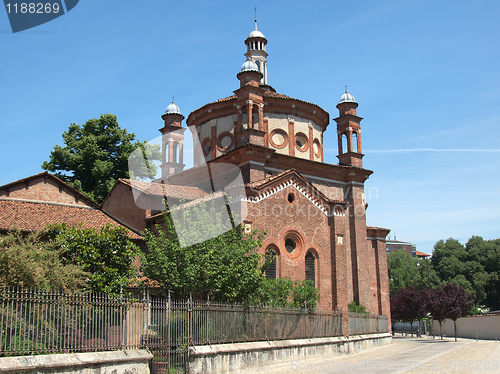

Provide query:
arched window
left=305, top=252, right=316, bottom=287
left=172, top=142, right=178, bottom=163
left=341, top=133, right=348, bottom=154
left=265, top=248, right=278, bottom=279
left=352, top=132, right=358, bottom=153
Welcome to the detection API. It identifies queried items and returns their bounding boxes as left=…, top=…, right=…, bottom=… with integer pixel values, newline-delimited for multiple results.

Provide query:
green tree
left=141, top=199, right=267, bottom=303
left=0, top=228, right=88, bottom=291
left=42, top=114, right=160, bottom=203
left=291, top=280, right=319, bottom=310
left=48, top=224, right=139, bottom=294
left=431, top=237, right=498, bottom=309
left=387, top=250, right=420, bottom=296
left=255, top=278, right=294, bottom=307
left=464, top=236, right=500, bottom=310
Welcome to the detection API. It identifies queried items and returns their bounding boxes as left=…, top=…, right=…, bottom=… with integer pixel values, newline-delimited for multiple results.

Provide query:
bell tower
left=334, top=88, right=364, bottom=168
left=159, top=100, right=185, bottom=178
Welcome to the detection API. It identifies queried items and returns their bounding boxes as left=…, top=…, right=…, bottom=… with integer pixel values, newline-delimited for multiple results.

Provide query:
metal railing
left=348, top=312, right=389, bottom=335
left=0, top=287, right=344, bottom=373
left=0, top=287, right=144, bottom=356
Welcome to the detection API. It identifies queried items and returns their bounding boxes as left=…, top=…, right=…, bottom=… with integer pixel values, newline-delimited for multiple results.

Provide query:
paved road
left=259, top=336, right=500, bottom=374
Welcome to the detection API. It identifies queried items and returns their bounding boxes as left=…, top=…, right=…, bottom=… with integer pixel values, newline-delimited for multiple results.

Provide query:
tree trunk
left=454, top=320, right=457, bottom=342
left=439, top=321, right=443, bottom=340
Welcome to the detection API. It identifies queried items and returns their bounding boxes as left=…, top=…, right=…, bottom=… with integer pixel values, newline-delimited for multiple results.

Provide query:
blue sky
left=1, top=0, right=499, bottom=254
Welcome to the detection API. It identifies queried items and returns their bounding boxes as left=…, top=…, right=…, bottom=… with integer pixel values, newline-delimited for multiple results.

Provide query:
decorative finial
left=172, top=96, right=175, bottom=103
left=345, top=85, right=348, bottom=93
left=254, top=7, right=257, bottom=30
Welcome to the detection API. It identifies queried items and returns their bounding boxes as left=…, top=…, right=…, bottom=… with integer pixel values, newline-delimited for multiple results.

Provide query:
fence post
left=188, top=294, right=193, bottom=346
left=142, top=289, right=149, bottom=349
left=206, top=295, right=210, bottom=344
left=265, top=304, right=268, bottom=341
left=167, top=290, right=171, bottom=374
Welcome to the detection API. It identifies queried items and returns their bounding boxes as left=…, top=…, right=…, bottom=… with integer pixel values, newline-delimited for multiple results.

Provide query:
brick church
left=103, top=21, right=391, bottom=322
left=0, top=20, right=391, bottom=324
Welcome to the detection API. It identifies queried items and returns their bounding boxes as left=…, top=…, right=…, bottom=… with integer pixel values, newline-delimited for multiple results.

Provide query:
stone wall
left=0, top=349, right=152, bottom=374
left=187, top=333, right=392, bottom=374
left=433, top=314, right=500, bottom=340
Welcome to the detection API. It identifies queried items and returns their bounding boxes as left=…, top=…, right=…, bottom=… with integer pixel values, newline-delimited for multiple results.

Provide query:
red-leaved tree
left=428, top=283, right=474, bottom=340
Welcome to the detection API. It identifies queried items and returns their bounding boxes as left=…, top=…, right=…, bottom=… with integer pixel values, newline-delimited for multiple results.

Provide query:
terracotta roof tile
left=416, top=250, right=430, bottom=257
left=119, top=179, right=208, bottom=200
left=146, top=191, right=228, bottom=221
left=0, top=199, right=141, bottom=239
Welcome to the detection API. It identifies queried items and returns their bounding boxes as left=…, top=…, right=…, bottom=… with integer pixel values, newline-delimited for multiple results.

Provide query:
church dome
left=240, top=59, right=259, bottom=72
left=339, top=89, right=356, bottom=104
left=246, top=20, right=266, bottom=40
left=247, top=29, right=266, bottom=39
left=165, top=100, right=181, bottom=115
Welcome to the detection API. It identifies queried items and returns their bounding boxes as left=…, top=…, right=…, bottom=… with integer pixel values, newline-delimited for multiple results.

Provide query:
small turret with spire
left=244, top=12, right=268, bottom=86
left=334, top=87, right=364, bottom=167
left=159, top=98, right=186, bottom=178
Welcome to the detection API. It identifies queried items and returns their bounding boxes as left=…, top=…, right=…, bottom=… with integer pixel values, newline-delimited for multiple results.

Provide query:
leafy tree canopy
left=141, top=198, right=320, bottom=309
left=48, top=224, right=139, bottom=294
left=428, top=283, right=474, bottom=340
left=432, top=237, right=499, bottom=310
left=42, top=114, right=160, bottom=203
left=0, top=228, right=88, bottom=291
left=141, top=199, right=267, bottom=303
left=390, top=286, right=429, bottom=322
left=387, top=250, right=439, bottom=296
left=252, top=278, right=319, bottom=310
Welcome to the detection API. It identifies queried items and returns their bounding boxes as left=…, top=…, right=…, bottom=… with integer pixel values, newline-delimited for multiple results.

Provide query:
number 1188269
left=5, top=3, right=60, bottom=14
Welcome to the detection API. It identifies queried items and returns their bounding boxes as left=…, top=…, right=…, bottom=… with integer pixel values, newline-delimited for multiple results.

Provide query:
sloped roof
left=0, top=171, right=98, bottom=208
left=118, top=179, right=208, bottom=200
left=416, top=250, right=430, bottom=257
left=146, top=191, right=228, bottom=221
left=197, top=89, right=321, bottom=111
left=0, top=199, right=141, bottom=239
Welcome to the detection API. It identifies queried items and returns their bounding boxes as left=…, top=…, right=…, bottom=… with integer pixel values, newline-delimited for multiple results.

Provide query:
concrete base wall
left=433, top=315, right=500, bottom=340
left=188, top=333, right=392, bottom=374
left=0, top=349, right=152, bottom=374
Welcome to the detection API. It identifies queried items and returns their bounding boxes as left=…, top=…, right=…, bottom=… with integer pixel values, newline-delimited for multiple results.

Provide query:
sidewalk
left=245, top=336, right=500, bottom=374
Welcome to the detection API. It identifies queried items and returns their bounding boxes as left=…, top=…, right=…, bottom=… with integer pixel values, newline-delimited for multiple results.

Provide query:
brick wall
left=0, top=175, right=91, bottom=207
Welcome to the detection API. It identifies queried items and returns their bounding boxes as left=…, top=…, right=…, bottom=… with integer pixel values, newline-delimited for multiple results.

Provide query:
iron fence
left=0, top=287, right=144, bottom=356
left=0, top=288, right=344, bottom=373
left=146, top=296, right=343, bottom=373
left=348, top=312, right=389, bottom=335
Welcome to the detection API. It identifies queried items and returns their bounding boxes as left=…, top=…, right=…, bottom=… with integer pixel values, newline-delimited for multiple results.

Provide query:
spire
left=254, top=6, right=257, bottom=30
left=245, top=16, right=268, bottom=85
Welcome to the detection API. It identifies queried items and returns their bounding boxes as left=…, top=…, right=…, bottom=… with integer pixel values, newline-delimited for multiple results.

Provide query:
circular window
left=220, top=136, right=232, bottom=148
left=272, top=132, right=285, bottom=146
left=202, top=139, right=212, bottom=156
left=269, top=129, right=288, bottom=149
left=285, top=238, right=296, bottom=253
left=287, top=192, right=295, bottom=203
left=313, top=139, right=321, bottom=157
left=295, top=133, right=309, bottom=152
left=283, top=231, right=303, bottom=258
left=217, top=131, right=234, bottom=151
